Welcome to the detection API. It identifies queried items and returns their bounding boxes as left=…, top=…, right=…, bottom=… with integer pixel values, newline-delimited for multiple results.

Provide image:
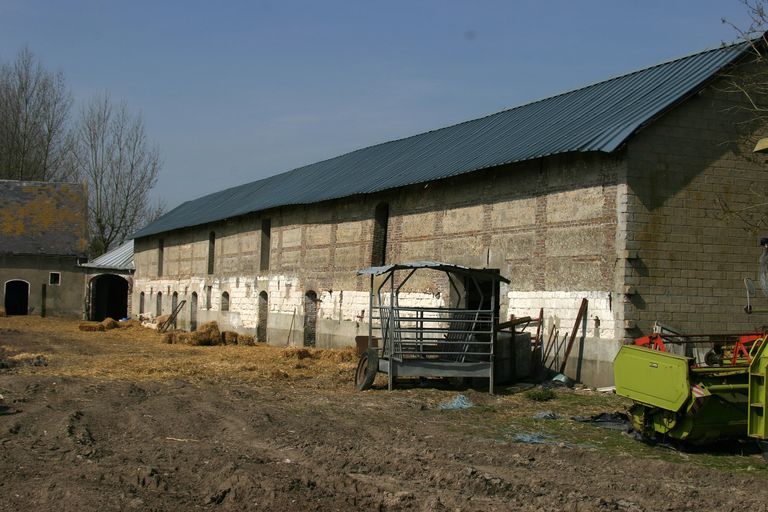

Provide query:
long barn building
left=132, top=41, right=768, bottom=385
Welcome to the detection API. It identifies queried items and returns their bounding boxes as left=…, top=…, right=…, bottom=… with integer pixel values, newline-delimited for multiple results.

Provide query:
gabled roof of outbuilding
left=0, top=179, right=89, bottom=257
left=81, top=239, right=134, bottom=271
left=133, top=40, right=750, bottom=239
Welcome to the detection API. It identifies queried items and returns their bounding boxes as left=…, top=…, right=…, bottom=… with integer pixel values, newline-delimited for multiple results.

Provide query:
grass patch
left=525, top=388, right=556, bottom=402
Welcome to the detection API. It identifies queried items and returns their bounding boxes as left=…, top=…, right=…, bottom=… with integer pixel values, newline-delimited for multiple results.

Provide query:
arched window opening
left=303, top=290, right=318, bottom=347
left=257, top=291, right=268, bottom=343
left=156, top=291, right=162, bottom=317
left=171, top=292, right=179, bottom=328
left=221, top=291, right=230, bottom=311
left=190, top=292, right=198, bottom=331
left=139, top=292, right=145, bottom=314
left=371, top=203, right=389, bottom=266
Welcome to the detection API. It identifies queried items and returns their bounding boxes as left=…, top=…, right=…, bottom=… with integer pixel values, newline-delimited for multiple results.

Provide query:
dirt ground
left=1, top=317, right=768, bottom=511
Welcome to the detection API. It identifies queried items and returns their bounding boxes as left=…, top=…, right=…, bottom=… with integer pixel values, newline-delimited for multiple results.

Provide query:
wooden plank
left=559, top=298, right=588, bottom=375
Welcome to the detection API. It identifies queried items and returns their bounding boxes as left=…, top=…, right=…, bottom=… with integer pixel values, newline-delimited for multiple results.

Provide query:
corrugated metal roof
left=81, top=240, right=134, bottom=271
left=133, top=41, right=750, bottom=239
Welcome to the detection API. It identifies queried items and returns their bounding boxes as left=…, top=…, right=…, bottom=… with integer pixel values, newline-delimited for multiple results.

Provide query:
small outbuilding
left=0, top=180, right=88, bottom=317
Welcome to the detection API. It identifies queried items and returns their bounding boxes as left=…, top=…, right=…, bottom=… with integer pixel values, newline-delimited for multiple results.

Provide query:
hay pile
left=163, top=323, right=259, bottom=347
left=222, top=331, right=239, bottom=345
left=0, top=351, right=48, bottom=369
left=78, top=317, right=123, bottom=332
left=78, top=322, right=105, bottom=332
left=0, top=316, right=359, bottom=386
left=283, top=346, right=356, bottom=363
left=164, top=322, right=221, bottom=346
left=101, top=318, right=119, bottom=330
left=238, top=334, right=255, bottom=346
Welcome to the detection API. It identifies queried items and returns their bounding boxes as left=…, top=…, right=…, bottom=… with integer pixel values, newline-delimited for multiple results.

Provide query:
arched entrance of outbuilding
left=4, top=280, right=29, bottom=315
left=89, top=274, right=129, bottom=321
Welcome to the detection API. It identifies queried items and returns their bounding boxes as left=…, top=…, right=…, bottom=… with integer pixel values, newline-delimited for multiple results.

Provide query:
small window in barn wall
left=221, top=292, right=230, bottom=311
left=260, top=218, right=271, bottom=271
left=158, top=239, right=164, bottom=277
left=156, top=291, right=163, bottom=316
left=139, top=292, right=145, bottom=314
left=206, top=286, right=212, bottom=310
left=49, top=272, right=60, bottom=285
left=207, top=231, right=216, bottom=275
left=371, top=203, right=389, bottom=266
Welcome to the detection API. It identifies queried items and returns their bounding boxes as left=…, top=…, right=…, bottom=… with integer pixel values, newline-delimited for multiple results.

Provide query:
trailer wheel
left=355, top=353, right=375, bottom=391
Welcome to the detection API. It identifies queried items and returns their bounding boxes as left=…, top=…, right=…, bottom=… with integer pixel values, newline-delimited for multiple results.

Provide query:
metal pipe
left=689, top=367, right=749, bottom=373
left=704, top=384, right=748, bottom=392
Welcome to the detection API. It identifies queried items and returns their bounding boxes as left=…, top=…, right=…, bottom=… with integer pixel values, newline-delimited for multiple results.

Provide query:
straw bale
left=222, top=331, right=239, bottom=345
left=198, top=322, right=220, bottom=340
left=283, top=347, right=312, bottom=360
left=79, top=322, right=105, bottom=332
left=187, top=326, right=222, bottom=346
left=101, top=317, right=119, bottom=330
left=237, top=334, right=255, bottom=346
left=316, top=347, right=356, bottom=363
left=163, top=332, right=176, bottom=344
left=175, top=332, right=192, bottom=345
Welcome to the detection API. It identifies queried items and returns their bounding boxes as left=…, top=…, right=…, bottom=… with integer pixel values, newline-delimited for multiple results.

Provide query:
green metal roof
left=133, top=41, right=750, bottom=239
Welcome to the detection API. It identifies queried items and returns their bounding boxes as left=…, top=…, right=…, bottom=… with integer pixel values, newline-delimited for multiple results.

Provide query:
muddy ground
left=1, top=316, right=767, bottom=511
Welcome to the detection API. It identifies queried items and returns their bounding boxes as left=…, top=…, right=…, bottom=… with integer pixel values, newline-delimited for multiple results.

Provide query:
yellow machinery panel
left=614, top=345, right=691, bottom=412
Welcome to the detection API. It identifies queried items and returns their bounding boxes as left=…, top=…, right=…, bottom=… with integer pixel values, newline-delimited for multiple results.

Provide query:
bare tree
left=72, top=94, right=163, bottom=256
left=0, top=47, right=73, bottom=181
left=712, top=2, right=768, bottom=235
left=722, top=1, right=768, bottom=125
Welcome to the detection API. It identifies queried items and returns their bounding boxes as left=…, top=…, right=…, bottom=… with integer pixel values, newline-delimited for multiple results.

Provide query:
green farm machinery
left=614, top=239, right=768, bottom=445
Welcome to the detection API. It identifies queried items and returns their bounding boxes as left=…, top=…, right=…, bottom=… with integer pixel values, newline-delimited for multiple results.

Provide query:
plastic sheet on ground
left=533, top=411, right=559, bottom=420
left=571, top=412, right=632, bottom=431
left=438, top=394, right=473, bottom=410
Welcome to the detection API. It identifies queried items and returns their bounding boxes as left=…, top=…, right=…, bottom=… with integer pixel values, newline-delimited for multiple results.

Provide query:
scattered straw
left=0, top=316, right=357, bottom=386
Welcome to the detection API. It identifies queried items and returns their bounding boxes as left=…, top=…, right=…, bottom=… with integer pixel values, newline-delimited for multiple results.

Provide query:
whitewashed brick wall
left=507, top=290, right=617, bottom=340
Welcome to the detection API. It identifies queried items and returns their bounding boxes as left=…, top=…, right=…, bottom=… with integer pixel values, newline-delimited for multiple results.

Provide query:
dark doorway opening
left=4, top=280, right=29, bottom=315
left=90, top=274, right=128, bottom=321
left=303, top=291, right=318, bottom=347
left=464, top=272, right=500, bottom=320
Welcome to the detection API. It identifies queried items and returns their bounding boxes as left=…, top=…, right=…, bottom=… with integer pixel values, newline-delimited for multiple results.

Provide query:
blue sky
left=0, top=1, right=757, bottom=209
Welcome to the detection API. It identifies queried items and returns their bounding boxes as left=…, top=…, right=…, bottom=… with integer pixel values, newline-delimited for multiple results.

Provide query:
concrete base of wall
left=267, top=313, right=366, bottom=348
left=545, top=336, right=621, bottom=387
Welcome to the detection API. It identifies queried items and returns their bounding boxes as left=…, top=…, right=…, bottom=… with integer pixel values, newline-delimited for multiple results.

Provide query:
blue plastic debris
left=439, top=394, right=473, bottom=410
left=512, top=433, right=556, bottom=444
